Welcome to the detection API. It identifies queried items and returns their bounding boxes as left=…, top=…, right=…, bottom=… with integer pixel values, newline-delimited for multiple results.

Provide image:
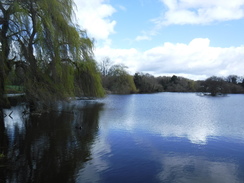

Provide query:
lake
left=1, top=93, right=244, bottom=183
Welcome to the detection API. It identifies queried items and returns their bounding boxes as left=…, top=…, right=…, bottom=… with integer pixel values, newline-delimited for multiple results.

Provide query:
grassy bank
left=6, top=85, right=24, bottom=94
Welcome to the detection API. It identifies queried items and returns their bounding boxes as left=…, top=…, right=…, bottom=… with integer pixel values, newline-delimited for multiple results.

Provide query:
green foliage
left=24, top=71, right=61, bottom=104
left=134, top=72, right=163, bottom=93
left=200, top=76, right=226, bottom=96
left=0, top=0, right=104, bottom=108
left=109, top=74, right=137, bottom=94
left=127, top=75, right=137, bottom=93
left=101, top=64, right=137, bottom=94
left=170, top=75, right=178, bottom=83
left=6, top=85, right=24, bottom=94
left=157, top=75, right=196, bottom=92
left=199, top=75, right=244, bottom=96
left=75, top=60, right=105, bottom=97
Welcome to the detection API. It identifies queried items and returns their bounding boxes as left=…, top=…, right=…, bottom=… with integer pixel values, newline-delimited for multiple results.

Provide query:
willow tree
left=0, top=1, right=16, bottom=107
left=0, top=0, right=104, bottom=108
left=105, top=64, right=137, bottom=94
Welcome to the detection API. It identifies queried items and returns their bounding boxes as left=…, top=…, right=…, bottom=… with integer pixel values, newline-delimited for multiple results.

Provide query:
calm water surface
left=1, top=93, right=244, bottom=183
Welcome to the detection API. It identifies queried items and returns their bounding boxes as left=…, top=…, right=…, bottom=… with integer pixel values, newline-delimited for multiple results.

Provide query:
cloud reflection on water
left=157, top=154, right=240, bottom=183
left=3, top=94, right=244, bottom=183
left=99, top=93, right=244, bottom=145
left=76, top=129, right=112, bottom=183
left=72, top=94, right=244, bottom=182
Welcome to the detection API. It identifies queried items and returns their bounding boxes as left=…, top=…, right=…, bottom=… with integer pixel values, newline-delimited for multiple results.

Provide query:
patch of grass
left=6, top=85, right=24, bottom=94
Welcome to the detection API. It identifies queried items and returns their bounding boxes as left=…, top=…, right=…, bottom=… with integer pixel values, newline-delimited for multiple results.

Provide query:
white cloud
left=73, top=0, right=116, bottom=40
left=118, top=5, right=127, bottom=11
left=135, top=35, right=151, bottom=41
left=95, top=46, right=140, bottom=74
left=95, top=38, right=244, bottom=80
left=154, top=0, right=244, bottom=25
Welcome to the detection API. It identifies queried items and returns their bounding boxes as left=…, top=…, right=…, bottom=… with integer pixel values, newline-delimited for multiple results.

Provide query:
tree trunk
left=0, top=80, right=6, bottom=108
left=0, top=5, right=11, bottom=108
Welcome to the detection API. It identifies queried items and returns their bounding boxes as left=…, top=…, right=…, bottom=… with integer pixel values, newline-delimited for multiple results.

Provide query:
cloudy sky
left=73, top=0, right=244, bottom=80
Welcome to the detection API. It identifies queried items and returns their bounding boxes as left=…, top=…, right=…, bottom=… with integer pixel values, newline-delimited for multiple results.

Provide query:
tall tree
left=99, top=57, right=112, bottom=77
left=134, top=72, right=163, bottom=93
left=0, top=0, right=104, bottom=108
left=0, top=1, right=16, bottom=107
left=103, top=64, right=137, bottom=94
left=201, top=76, right=227, bottom=96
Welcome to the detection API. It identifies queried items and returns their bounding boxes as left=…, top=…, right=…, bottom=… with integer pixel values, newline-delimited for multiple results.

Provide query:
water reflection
left=1, top=93, right=244, bottom=183
left=0, top=101, right=103, bottom=183
left=157, top=154, right=240, bottom=183
left=74, top=129, right=244, bottom=183
left=77, top=93, right=244, bottom=182
left=99, top=93, right=244, bottom=144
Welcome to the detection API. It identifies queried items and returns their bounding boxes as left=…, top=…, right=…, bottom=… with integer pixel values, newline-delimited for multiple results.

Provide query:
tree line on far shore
left=98, top=58, right=244, bottom=96
left=7, top=55, right=244, bottom=97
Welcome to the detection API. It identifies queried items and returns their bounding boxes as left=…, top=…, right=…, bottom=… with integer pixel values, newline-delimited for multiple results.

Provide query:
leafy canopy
left=0, top=0, right=104, bottom=107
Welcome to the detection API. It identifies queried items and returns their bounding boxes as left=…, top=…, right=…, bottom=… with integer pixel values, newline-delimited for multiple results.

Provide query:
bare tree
left=98, top=57, right=112, bottom=76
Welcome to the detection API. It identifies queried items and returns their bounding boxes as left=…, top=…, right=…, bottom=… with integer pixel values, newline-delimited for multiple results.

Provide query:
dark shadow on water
left=0, top=109, right=9, bottom=183
left=0, top=101, right=104, bottom=183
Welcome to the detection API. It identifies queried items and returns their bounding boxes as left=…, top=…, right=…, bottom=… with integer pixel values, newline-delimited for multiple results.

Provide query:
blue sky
left=74, top=0, right=244, bottom=80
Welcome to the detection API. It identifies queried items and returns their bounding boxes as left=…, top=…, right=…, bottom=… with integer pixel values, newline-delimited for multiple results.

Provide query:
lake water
left=1, top=93, right=244, bottom=183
